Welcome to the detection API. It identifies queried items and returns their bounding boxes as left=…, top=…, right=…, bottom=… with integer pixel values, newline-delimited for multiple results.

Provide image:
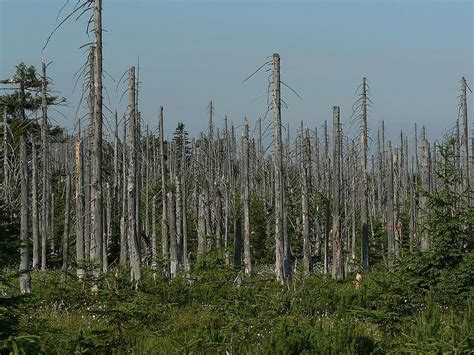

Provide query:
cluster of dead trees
left=1, top=1, right=472, bottom=294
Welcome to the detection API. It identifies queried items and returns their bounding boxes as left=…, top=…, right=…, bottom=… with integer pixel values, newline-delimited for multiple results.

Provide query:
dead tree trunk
left=181, top=134, right=189, bottom=272
left=91, top=0, right=104, bottom=285
left=41, top=58, right=49, bottom=272
left=159, top=106, right=169, bottom=277
left=323, top=120, right=330, bottom=275
left=301, top=127, right=311, bottom=276
left=61, top=170, right=71, bottom=283
left=331, top=106, right=344, bottom=280
left=272, top=53, right=289, bottom=283
left=127, top=67, right=141, bottom=284
left=420, top=138, right=431, bottom=251
left=461, top=77, right=470, bottom=192
left=120, top=115, right=128, bottom=266
left=75, top=134, right=85, bottom=279
left=32, top=139, right=40, bottom=269
left=360, top=77, right=369, bottom=269
left=242, top=117, right=252, bottom=276
left=19, top=134, right=31, bottom=293
left=386, top=142, right=396, bottom=266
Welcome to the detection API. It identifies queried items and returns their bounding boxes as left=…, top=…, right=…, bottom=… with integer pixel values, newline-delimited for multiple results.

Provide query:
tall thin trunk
left=127, top=67, right=141, bottom=284
left=331, top=106, right=344, bottom=280
left=61, top=171, right=71, bottom=283
left=151, top=196, right=157, bottom=273
left=420, top=138, right=431, bottom=251
left=323, top=120, right=330, bottom=275
left=41, top=58, right=49, bottom=271
left=32, top=139, right=40, bottom=269
left=272, top=53, right=288, bottom=283
left=120, top=114, right=128, bottom=266
left=168, top=190, right=177, bottom=278
left=301, top=127, right=311, bottom=276
left=461, top=77, right=470, bottom=191
left=104, top=182, right=111, bottom=272
left=75, top=134, right=85, bottom=279
left=182, top=136, right=189, bottom=272
left=360, top=77, right=369, bottom=269
left=91, top=0, right=104, bottom=285
left=19, top=135, right=31, bottom=293
left=159, top=106, right=169, bottom=277
left=242, top=117, right=252, bottom=276
left=386, top=142, right=396, bottom=265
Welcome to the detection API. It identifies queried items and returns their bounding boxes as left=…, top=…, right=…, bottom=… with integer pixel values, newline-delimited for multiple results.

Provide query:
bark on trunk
left=19, top=135, right=31, bottom=293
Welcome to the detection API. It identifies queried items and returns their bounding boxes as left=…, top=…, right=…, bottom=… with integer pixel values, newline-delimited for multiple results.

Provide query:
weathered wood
left=242, top=117, right=252, bottom=276
left=360, top=78, right=369, bottom=269
left=420, top=138, right=431, bottom=251
left=61, top=170, right=71, bottom=283
left=331, top=106, right=344, bottom=280
left=91, top=0, right=104, bottom=287
left=19, top=134, right=31, bottom=293
left=41, top=58, right=49, bottom=271
left=32, top=139, right=40, bottom=269
left=159, top=106, right=169, bottom=277
left=75, top=133, right=85, bottom=279
left=127, top=67, right=141, bottom=283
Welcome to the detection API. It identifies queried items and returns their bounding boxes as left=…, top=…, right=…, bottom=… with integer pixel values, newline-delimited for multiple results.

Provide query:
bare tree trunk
left=461, top=77, right=470, bottom=192
left=272, top=53, right=287, bottom=283
left=323, top=120, right=330, bottom=275
left=61, top=171, right=71, bottom=283
left=91, top=0, right=104, bottom=286
left=386, top=142, right=396, bottom=265
left=301, top=127, right=311, bottom=276
left=242, top=117, right=252, bottom=276
left=120, top=115, right=128, bottom=266
left=19, top=134, right=31, bottom=293
left=331, top=106, right=344, bottom=280
left=159, top=106, right=169, bottom=277
left=151, top=196, right=157, bottom=274
left=168, top=189, right=178, bottom=278
left=127, top=67, right=141, bottom=284
left=198, top=192, right=206, bottom=255
left=75, top=134, right=85, bottom=279
left=2, top=108, right=9, bottom=206
left=182, top=137, right=189, bottom=272
left=420, top=138, right=431, bottom=251
left=104, top=182, right=111, bottom=272
left=360, top=77, right=369, bottom=269
left=41, top=58, right=49, bottom=272
left=32, top=139, right=40, bottom=269
left=50, top=193, right=55, bottom=255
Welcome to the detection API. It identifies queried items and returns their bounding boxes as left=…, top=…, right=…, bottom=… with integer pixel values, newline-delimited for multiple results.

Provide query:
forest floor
left=1, top=252, right=472, bottom=354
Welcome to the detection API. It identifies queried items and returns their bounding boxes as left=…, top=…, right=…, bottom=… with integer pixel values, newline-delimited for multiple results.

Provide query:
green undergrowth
left=1, top=253, right=472, bottom=354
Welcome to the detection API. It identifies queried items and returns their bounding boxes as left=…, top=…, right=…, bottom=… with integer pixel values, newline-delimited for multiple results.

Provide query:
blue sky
left=1, top=0, right=473, bottom=143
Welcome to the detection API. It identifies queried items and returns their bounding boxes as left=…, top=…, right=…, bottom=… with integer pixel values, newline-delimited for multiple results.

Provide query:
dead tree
left=91, top=0, right=104, bottom=284
left=41, top=58, right=49, bottom=271
left=331, top=106, right=344, bottom=280
left=242, top=117, right=252, bottom=276
left=120, top=114, right=128, bottom=266
left=75, top=133, right=85, bottom=279
left=61, top=169, right=71, bottom=283
left=460, top=77, right=470, bottom=192
left=360, top=78, right=370, bottom=269
left=301, top=127, right=311, bottom=276
left=31, top=139, right=40, bottom=269
left=19, top=134, right=31, bottom=293
left=420, top=138, right=431, bottom=251
left=386, top=142, right=396, bottom=266
left=272, top=53, right=290, bottom=283
left=159, top=106, right=169, bottom=277
left=127, top=67, right=141, bottom=283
